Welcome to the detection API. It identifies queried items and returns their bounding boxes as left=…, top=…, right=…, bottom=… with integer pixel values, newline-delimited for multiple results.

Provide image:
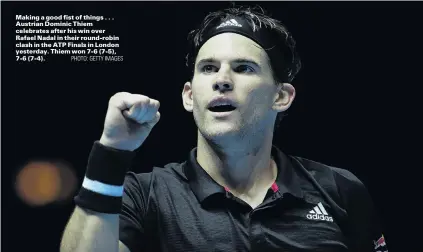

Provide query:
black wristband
left=74, top=141, right=136, bottom=213
left=85, top=141, right=136, bottom=185
left=74, top=187, right=123, bottom=213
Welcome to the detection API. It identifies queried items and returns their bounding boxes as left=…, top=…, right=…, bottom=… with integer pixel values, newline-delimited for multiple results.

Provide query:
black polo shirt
left=87, top=142, right=388, bottom=252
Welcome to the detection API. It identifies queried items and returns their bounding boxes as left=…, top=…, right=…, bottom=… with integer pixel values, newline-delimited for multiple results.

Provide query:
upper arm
left=334, top=169, right=388, bottom=252
left=119, top=172, right=152, bottom=252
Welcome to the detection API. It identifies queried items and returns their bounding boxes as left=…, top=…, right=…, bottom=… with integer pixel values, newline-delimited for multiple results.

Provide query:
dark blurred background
left=2, top=1, right=422, bottom=251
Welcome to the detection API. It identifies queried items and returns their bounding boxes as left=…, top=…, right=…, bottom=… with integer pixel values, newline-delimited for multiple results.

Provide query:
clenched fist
left=99, top=92, right=161, bottom=151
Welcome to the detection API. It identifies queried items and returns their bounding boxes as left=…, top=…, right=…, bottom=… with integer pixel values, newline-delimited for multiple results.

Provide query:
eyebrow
left=197, top=57, right=261, bottom=68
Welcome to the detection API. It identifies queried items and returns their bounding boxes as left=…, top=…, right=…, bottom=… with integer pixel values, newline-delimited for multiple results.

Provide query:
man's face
left=182, top=33, right=294, bottom=140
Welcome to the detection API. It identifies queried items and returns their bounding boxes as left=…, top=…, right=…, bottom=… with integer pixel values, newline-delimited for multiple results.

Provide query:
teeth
left=211, top=102, right=232, bottom=107
left=214, top=102, right=230, bottom=106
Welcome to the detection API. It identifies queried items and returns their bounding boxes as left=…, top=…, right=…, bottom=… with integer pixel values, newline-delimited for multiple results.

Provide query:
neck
left=196, top=129, right=277, bottom=200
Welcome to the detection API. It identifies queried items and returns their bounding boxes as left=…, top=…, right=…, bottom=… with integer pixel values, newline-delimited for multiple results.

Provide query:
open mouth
left=208, top=105, right=237, bottom=113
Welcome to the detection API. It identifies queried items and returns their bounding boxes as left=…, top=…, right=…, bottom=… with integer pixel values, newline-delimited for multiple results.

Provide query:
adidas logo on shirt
left=306, top=202, right=333, bottom=222
left=216, top=19, right=242, bottom=29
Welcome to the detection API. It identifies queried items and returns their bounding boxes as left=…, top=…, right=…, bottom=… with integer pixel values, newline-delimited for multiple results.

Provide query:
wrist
left=74, top=141, right=136, bottom=213
left=99, top=135, right=134, bottom=152
left=99, top=135, right=139, bottom=152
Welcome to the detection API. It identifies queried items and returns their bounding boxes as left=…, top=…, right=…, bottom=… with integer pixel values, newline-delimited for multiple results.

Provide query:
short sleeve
left=119, top=171, right=151, bottom=252
left=333, top=168, right=388, bottom=252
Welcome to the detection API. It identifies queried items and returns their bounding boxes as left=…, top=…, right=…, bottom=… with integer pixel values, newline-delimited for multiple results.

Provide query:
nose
left=213, top=82, right=233, bottom=92
left=213, top=67, right=234, bottom=92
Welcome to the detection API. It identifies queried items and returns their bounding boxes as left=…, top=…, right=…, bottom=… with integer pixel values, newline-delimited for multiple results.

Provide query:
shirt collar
left=183, top=145, right=304, bottom=203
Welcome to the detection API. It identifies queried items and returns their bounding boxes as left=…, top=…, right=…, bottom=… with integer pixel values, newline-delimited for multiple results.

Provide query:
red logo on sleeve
left=373, top=234, right=388, bottom=251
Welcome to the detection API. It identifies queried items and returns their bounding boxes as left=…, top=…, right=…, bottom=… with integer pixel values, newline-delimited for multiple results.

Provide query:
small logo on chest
left=306, top=202, right=333, bottom=222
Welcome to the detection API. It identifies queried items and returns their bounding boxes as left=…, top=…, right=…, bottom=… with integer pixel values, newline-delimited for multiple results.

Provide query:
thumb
left=122, top=109, right=134, bottom=119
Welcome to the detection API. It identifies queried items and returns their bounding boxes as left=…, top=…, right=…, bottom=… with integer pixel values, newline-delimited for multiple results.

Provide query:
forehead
left=196, top=33, right=268, bottom=64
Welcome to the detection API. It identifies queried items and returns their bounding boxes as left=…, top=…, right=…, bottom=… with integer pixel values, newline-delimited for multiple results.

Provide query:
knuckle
left=142, top=95, right=151, bottom=103
left=150, top=99, right=160, bottom=108
left=137, top=96, right=150, bottom=107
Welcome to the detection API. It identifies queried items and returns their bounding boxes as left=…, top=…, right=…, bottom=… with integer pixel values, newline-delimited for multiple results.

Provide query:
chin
left=200, top=123, right=246, bottom=141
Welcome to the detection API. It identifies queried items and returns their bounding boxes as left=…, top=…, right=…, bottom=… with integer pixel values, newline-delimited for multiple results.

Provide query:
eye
left=235, top=65, right=255, bottom=73
left=201, top=65, right=218, bottom=73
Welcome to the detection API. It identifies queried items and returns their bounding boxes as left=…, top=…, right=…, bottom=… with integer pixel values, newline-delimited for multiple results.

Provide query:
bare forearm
left=60, top=206, right=120, bottom=252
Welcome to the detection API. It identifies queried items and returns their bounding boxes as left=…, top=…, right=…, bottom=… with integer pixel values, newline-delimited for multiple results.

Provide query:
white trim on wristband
left=82, top=176, right=124, bottom=197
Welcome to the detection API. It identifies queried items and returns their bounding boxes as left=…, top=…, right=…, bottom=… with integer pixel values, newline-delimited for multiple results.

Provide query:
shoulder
left=293, top=156, right=365, bottom=188
left=292, top=156, right=370, bottom=206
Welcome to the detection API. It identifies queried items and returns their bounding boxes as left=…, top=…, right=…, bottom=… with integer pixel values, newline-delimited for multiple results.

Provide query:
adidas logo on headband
left=216, top=19, right=242, bottom=29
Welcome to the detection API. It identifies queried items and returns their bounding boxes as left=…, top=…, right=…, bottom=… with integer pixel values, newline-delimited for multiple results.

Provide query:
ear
left=273, top=83, right=296, bottom=112
left=182, top=81, right=193, bottom=112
